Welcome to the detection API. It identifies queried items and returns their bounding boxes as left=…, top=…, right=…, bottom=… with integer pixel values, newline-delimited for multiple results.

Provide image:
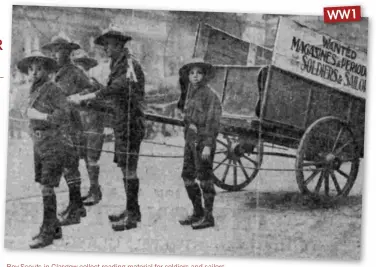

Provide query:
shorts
left=80, top=132, right=105, bottom=162
left=33, top=138, right=65, bottom=187
left=181, top=140, right=216, bottom=181
left=113, top=122, right=144, bottom=169
left=79, top=111, right=105, bottom=162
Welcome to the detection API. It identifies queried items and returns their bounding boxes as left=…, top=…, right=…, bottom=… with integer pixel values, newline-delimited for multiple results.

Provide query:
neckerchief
left=30, top=75, right=48, bottom=94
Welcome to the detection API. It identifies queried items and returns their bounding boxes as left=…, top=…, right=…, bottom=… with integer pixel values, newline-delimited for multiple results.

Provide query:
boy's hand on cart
left=202, top=146, right=211, bottom=161
left=27, top=108, right=47, bottom=120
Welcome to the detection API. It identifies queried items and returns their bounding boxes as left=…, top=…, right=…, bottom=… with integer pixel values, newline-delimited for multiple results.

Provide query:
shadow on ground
left=239, top=191, right=362, bottom=212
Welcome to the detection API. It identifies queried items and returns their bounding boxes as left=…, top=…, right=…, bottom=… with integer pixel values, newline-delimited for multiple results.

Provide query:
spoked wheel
left=213, top=134, right=263, bottom=191
left=296, top=116, right=360, bottom=202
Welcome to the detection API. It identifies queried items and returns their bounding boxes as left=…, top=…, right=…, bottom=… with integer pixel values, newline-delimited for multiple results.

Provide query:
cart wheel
left=296, top=116, right=360, bottom=202
left=213, top=134, right=263, bottom=191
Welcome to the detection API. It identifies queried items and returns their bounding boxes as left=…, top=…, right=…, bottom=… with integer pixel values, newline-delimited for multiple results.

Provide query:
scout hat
left=179, top=58, right=215, bottom=80
left=17, top=50, right=58, bottom=75
left=42, top=32, right=80, bottom=51
left=94, top=24, right=132, bottom=46
left=72, top=49, right=98, bottom=70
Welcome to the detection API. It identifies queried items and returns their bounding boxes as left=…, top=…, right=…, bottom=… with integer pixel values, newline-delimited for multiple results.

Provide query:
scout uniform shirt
left=183, top=84, right=222, bottom=147
left=95, top=49, right=145, bottom=128
left=55, top=63, right=93, bottom=133
left=29, top=77, right=69, bottom=134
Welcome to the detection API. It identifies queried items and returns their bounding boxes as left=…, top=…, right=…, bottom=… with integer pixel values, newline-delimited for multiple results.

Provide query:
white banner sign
left=272, top=17, right=367, bottom=99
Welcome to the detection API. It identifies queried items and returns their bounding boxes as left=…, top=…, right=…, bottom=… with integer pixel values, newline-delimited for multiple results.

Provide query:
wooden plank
left=144, top=113, right=184, bottom=127
left=210, top=66, right=261, bottom=118
left=264, top=67, right=310, bottom=129
left=194, top=24, right=250, bottom=65
left=204, top=26, right=249, bottom=65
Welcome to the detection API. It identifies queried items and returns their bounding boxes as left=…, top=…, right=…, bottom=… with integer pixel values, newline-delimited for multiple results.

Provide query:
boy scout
left=42, top=35, right=92, bottom=225
left=17, top=50, right=69, bottom=248
left=178, top=58, right=222, bottom=230
left=72, top=49, right=105, bottom=206
left=69, top=25, right=145, bottom=231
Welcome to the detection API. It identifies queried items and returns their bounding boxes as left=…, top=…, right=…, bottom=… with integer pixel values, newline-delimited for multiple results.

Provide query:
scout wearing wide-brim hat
left=42, top=33, right=80, bottom=51
left=72, top=49, right=98, bottom=70
left=179, top=58, right=216, bottom=81
left=17, top=50, right=58, bottom=75
left=94, top=24, right=132, bottom=46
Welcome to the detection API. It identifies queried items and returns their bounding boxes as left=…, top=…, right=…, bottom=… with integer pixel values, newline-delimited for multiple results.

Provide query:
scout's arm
left=96, top=60, right=145, bottom=99
left=78, top=78, right=104, bottom=96
left=74, top=67, right=95, bottom=93
left=46, top=85, right=70, bottom=126
left=201, top=93, right=222, bottom=148
left=72, top=74, right=126, bottom=102
left=66, top=67, right=96, bottom=99
left=72, top=60, right=144, bottom=104
left=66, top=69, right=98, bottom=103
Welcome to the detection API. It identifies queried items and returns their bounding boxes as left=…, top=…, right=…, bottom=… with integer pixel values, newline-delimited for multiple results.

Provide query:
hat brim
left=41, top=42, right=80, bottom=52
left=17, top=56, right=58, bottom=75
left=94, top=32, right=132, bottom=46
left=73, top=58, right=98, bottom=70
left=179, top=62, right=215, bottom=80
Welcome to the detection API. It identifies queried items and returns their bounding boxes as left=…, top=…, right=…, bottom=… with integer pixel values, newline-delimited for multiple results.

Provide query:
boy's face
left=103, top=37, right=123, bottom=58
left=53, top=48, right=71, bottom=66
left=29, top=62, right=49, bottom=83
left=188, top=66, right=204, bottom=86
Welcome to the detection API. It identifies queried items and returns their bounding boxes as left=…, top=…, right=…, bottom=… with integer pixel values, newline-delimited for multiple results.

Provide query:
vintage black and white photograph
left=5, top=4, right=367, bottom=260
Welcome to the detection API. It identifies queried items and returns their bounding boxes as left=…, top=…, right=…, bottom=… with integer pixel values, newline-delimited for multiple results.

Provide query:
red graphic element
left=0, top=40, right=2, bottom=50
left=323, top=6, right=361, bottom=23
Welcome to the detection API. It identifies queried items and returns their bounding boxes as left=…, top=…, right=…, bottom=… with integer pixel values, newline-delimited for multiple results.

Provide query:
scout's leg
left=82, top=128, right=104, bottom=206
left=111, top=132, right=142, bottom=231
left=30, top=185, right=61, bottom=249
left=82, top=160, right=102, bottom=206
left=59, top=139, right=86, bottom=226
left=108, top=128, right=127, bottom=222
left=31, top=152, right=62, bottom=241
left=30, top=146, right=63, bottom=249
left=191, top=179, right=216, bottom=229
left=192, top=145, right=216, bottom=230
left=82, top=119, right=104, bottom=206
left=60, top=167, right=86, bottom=225
left=179, top=142, right=204, bottom=226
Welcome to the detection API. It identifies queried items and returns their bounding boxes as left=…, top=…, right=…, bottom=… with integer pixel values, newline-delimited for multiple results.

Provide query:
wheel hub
left=324, top=153, right=341, bottom=170
left=325, top=153, right=336, bottom=163
left=225, top=144, right=241, bottom=161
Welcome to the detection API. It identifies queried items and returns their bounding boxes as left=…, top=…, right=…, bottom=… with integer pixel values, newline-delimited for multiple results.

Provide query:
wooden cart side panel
left=208, top=67, right=227, bottom=100
left=261, top=66, right=365, bottom=155
left=306, top=86, right=350, bottom=127
left=204, top=29, right=249, bottom=65
left=193, top=24, right=250, bottom=65
left=221, top=66, right=261, bottom=116
left=263, top=67, right=310, bottom=129
left=208, top=66, right=262, bottom=118
left=272, top=17, right=367, bottom=100
left=193, top=23, right=210, bottom=59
